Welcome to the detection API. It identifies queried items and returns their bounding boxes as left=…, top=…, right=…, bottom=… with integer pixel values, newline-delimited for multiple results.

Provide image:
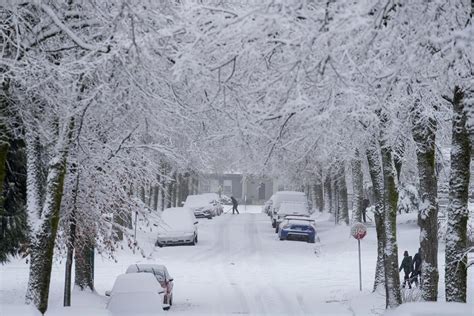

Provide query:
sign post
left=351, top=222, right=367, bottom=291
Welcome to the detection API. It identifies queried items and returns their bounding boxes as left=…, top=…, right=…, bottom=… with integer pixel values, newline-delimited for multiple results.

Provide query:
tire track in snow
left=218, top=214, right=250, bottom=314
left=187, top=215, right=234, bottom=263
left=296, top=294, right=310, bottom=314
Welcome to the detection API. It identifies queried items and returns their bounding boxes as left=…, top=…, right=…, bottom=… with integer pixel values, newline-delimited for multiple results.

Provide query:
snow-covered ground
left=1, top=205, right=472, bottom=315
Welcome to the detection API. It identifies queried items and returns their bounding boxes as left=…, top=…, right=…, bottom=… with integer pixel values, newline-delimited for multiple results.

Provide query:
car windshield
left=160, top=208, right=194, bottom=231
left=112, top=273, right=161, bottom=294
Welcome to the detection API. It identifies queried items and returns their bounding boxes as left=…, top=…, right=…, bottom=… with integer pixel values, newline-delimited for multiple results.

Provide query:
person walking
left=399, top=250, right=413, bottom=289
left=361, top=198, right=370, bottom=223
left=231, top=196, right=239, bottom=214
left=411, top=248, right=422, bottom=287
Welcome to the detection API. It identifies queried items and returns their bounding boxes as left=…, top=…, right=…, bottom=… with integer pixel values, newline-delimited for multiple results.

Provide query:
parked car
left=269, top=191, right=310, bottom=228
left=278, top=217, right=318, bottom=243
left=156, top=207, right=198, bottom=247
left=274, top=202, right=310, bottom=233
left=184, top=193, right=223, bottom=218
left=125, top=263, right=174, bottom=308
left=106, top=273, right=166, bottom=314
left=262, top=197, right=274, bottom=216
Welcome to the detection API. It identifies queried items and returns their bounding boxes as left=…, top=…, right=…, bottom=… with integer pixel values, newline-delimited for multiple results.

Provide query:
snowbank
left=384, top=302, right=474, bottom=316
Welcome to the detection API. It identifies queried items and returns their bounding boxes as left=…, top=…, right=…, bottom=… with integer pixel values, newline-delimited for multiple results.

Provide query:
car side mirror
left=105, top=290, right=111, bottom=297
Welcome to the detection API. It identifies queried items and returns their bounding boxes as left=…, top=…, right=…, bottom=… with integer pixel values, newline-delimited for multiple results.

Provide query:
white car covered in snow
left=183, top=193, right=223, bottom=219
left=274, top=202, right=311, bottom=233
left=126, top=264, right=174, bottom=309
left=269, top=191, right=310, bottom=228
left=156, top=207, right=198, bottom=247
left=106, top=273, right=166, bottom=315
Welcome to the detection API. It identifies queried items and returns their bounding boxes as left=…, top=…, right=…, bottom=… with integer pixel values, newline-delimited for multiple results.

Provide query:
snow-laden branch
left=37, top=3, right=109, bottom=53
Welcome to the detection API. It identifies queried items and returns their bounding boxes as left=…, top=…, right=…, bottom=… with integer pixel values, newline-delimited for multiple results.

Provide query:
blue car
left=278, top=217, right=317, bottom=243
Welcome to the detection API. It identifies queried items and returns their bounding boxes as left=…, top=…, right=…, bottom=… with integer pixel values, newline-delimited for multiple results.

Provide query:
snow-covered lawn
left=1, top=206, right=472, bottom=315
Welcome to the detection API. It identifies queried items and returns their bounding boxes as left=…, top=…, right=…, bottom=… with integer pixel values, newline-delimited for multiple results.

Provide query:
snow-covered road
left=2, top=206, right=472, bottom=315
left=138, top=208, right=359, bottom=315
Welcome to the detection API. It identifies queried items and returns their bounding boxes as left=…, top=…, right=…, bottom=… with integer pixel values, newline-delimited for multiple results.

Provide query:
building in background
left=198, top=173, right=274, bottom=205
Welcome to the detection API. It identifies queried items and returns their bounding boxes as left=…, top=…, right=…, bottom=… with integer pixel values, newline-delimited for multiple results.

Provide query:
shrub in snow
left=400, top=288, right=422, bottom=304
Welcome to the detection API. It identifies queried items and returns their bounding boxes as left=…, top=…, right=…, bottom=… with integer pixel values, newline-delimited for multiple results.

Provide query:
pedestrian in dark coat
left=399, top=250, right=413, bottom=289
left=231, top=196, right=239, bottom=214
left=411, top=248, right=422, bottom=287
left=361, top=198, right=370, bottom=223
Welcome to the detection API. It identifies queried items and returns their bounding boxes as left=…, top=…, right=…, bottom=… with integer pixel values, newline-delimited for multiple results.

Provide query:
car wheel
left=155, top=241, right=163, bottom=248
left=308, top=237, right=315, bottom=243
left=279, top=237, right=284, bottom=241
left=170, top=294, right=173, bottom=306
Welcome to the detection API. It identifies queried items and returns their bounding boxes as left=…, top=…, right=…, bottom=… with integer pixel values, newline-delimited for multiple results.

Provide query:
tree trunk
left=0, top=77, right=10, bottom=244
left=25, top=150, right=69, bottom=313
left=178, top=174, right=189, bottom=206
left=171, top=172, right=177, bottom=207
left=166, top=177, right=173, bottom=209
left=147, top=185, right=153, bottom=207
left=192, top=177, right=199, bottom=195
left=331, top=173, right=338, bottom=219
left=314, top=170, right=324, bottom=212
left=0, top=137, right=8, bottom=218
left=152, top=185, right=159, bottom=211
left=160, top=181, right=165, bottom=212
left=63, top=226, right=75, bottom=306
left=74, top=236, right=94, bottom=291
left=140, top=186, right=146, bottom=204
left=337, top=165, right=349, bottom=225
left=351, top=150, right=364, bottom=223
left=366, top=143, right=386, bottom=292
left=445, top=86, right=471, bottom=302
left=63, top=171, right=79, bottom=306
left=411, top=101, right=439, bottom=301
left=380, top=141, right=402, bottom=308
left=324, top=175, right=333, bottom=213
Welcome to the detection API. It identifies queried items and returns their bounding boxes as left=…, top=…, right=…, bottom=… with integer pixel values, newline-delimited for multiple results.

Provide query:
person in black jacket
left=231, top=196, right=239, bottom=214
left=411, top=248, right=422, bottom=287
left=361, top=198, right=370, bottom=223
left=399, top=250, right=413, bottom=289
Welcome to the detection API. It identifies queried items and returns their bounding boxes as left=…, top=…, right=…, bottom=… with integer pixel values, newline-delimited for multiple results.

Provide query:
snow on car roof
left=284, top=215, right=312, bottom=220
left=126, top=264, right=170, bottom=281
left=287, top=219, right=315, bottom=226
left=126, top=263, right=167, bottom=274
left=184, top=194, right=216, bottom=207
left=111, top=273, right=161, bottom=294
left=272, top=192, right=307, bottom=205
left=278, top=201, right=309, bottom=214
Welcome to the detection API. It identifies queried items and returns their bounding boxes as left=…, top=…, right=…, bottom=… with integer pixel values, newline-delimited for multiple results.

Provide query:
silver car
left=156, top=207, right=198, bottom=247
